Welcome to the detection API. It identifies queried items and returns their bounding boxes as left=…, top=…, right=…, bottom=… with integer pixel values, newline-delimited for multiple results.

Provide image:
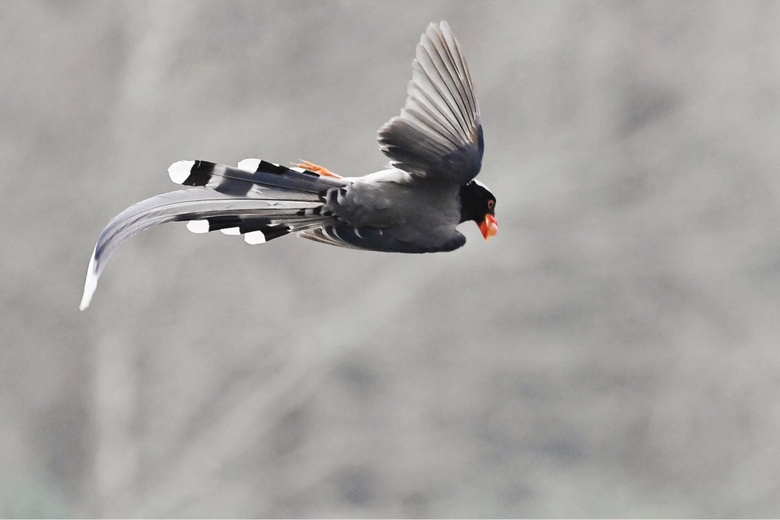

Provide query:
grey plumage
left=79, top=21, right=494, bottom=310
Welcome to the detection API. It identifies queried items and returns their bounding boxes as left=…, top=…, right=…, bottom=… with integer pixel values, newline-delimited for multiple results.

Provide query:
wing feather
left=377, top=21, right=483, bottom=184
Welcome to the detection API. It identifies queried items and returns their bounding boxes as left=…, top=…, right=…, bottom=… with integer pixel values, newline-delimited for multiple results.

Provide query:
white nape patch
left=168, top=160, right=195, bottom=184
left=244, top=230, right=266, bottom=245
left=220, top=227, right=241, bottom=235
left=290, top=166, right=306, bottom=173
left=79, top=247, right=98, bottom=311
left=186, top=220, right=210, bottom=234
left=237, top=158, right=261, bottom=172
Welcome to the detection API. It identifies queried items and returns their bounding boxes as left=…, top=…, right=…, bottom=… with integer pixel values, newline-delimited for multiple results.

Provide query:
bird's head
left=460, top=180, right=498, bottom=240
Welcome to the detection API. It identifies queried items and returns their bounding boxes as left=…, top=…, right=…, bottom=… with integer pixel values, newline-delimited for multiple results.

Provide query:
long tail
left=79, top=159, right=344, bottom=310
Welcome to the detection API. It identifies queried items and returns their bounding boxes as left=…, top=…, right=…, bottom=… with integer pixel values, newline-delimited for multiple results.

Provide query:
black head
left=459, top=180, right=498, bottom=240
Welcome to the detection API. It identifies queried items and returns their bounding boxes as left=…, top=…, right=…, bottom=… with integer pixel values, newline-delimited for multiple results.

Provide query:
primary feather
left=377, top=21, right=483, bottom=184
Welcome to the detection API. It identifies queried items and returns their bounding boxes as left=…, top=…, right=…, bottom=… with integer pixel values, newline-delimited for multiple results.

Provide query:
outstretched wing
left=377, top=21, right=483, bottom=185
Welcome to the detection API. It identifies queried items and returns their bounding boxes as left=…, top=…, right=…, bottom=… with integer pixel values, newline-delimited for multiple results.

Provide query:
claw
left=295, top=160, right=343, bottom=179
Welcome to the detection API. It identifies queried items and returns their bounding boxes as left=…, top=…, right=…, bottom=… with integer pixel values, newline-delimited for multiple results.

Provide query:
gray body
left=79, top=21, right=489, bottom=309
left=323, top=168, right=465, bottom=251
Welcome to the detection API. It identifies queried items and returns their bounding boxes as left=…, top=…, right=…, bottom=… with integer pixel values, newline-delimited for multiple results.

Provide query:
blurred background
left=2, top=0, right=780, bottom=517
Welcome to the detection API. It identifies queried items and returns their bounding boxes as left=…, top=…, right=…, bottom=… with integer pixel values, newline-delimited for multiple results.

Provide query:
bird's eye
left=487, top=199, right=495, bottom=210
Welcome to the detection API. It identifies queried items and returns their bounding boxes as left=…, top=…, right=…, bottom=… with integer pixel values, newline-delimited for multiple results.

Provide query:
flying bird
left=79, top=21, right=497, bottom=310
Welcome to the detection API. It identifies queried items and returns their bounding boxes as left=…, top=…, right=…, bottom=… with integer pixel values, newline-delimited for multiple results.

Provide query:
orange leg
left=295, top=160, right=343, bottom=179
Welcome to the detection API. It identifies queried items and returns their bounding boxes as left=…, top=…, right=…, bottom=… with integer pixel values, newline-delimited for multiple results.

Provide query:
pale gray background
left=2, top=1, right=780, bottom=517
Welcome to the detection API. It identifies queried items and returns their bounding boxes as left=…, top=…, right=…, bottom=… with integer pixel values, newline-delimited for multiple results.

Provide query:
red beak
left=479, top=214, right=498, bottom=240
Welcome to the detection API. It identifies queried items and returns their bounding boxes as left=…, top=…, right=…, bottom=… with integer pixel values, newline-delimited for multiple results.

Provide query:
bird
left=79, top=21, right=497, bottom=310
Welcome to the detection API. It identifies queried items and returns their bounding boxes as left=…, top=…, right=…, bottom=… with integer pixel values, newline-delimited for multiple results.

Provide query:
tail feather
left=169, top=158, right=344, bottom=195
left=80, top=159, right=340, bottom=310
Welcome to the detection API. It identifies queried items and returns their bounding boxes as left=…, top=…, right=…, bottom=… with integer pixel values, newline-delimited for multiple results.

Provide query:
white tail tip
left=237, top=158, right=261, bottom=172
left=244, top=230, right=266, bottom=245
left=186, top=220, right=210, bottom=234
left=168, top=160, right=195, bottom=184
left=79, top=249, right=98, bottom=311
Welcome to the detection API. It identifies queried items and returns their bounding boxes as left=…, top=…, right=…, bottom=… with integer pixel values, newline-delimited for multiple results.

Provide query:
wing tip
left=423, top=21, right=451, bottom=42
left=168, top=160, right=196, bottom=184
